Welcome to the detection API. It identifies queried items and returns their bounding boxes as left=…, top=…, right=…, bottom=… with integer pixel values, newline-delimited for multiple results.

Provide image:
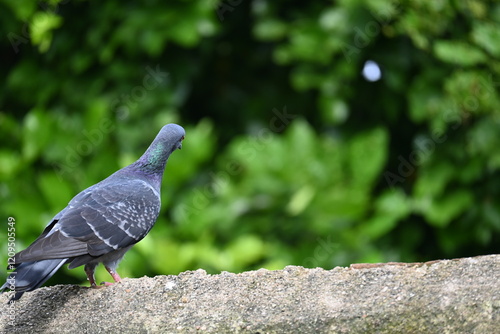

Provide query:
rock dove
left=1, top=123, right=185, bottom=301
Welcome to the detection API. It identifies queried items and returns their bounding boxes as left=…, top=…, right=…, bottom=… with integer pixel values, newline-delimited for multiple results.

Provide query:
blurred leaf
left=2, top=0, right=37, bottom=20
left=414, top=161, right=455, bottom=198
left=226, top=234, right=265, bottom=269
left=22, top=109, right=53, bottom=161
left=167, top=119, right=217, bottom=189
left=375, top=188, right=411, bottom=220
left=253, top=19, right=287, bottom=41
left=363, top=215, right=398, bottom=239
left=472, top=21, right=500, bottom=57
left=433, top=40, right=487, bottom=66
left=319, top=96, right=349, bottom=124
left=348, top=127, right=388, bottom=188
left=30, top=11, right=62, bottom=52
left=286, top=185, right=315, bottom=216
left=37, top=171, right=73, bottom=211
left=0, top=150, right=21, bottom=180
left=318, top=7, right=348, bottom=32
left=421, top=190, right=474, bottom=227
left=363, top=189, right=410, bottom=239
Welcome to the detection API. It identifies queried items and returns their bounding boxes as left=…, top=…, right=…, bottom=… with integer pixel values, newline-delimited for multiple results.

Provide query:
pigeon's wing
left=15, top=179, right=161, bottom=263
left=62, top=179, right=161, bottom=255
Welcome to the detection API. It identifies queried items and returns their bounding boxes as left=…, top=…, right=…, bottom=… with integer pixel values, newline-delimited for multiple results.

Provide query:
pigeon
left=1, top=123, right=185, bottom=301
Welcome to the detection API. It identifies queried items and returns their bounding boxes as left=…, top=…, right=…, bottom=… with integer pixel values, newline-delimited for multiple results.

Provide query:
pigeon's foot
left=84, top=263, right=98, bottom=287
left=104, top=265, right=122, bottom=284
left=99, top=281, right=116, bottom=286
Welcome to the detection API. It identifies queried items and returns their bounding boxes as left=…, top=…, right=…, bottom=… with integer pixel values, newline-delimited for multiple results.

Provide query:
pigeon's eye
left=181, top=136, right=185, bottom=141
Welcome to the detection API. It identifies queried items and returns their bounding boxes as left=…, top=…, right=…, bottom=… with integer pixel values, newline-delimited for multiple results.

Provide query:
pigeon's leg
left=84, top=263, right=98, bottom=288
left=100, top=266, right=122, bottom=286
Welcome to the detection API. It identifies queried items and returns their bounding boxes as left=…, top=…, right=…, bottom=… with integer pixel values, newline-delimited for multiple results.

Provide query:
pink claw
left=99, top=281, right=115, bottom=286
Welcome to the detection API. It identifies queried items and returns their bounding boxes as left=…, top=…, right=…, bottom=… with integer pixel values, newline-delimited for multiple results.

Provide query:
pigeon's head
left=159, top=123, right=185, bottom=153
left=132, top=123, right=185, bottom=175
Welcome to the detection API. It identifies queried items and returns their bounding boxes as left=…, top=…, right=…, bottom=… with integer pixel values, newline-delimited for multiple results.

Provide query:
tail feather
left=1, top=259, right=68, bottom=301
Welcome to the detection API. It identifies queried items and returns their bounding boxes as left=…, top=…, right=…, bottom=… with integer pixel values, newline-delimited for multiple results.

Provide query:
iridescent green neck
left=137, top=142, right=170, bottom=174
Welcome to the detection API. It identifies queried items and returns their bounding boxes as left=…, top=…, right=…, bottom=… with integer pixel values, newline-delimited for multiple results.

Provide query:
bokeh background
left=1, top=0, right=500, bottom=286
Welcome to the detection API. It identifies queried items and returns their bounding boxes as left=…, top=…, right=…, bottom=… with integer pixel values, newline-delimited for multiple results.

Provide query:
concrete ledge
left=1, top=255, right=499, bottom=333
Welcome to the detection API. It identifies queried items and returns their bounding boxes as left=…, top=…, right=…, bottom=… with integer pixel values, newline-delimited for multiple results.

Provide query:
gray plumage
left=1, top=123, right=185, bottom=301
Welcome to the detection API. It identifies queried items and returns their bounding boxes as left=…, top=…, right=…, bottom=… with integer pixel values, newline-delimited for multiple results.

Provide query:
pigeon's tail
left=1, top=259, right=68, bottom=301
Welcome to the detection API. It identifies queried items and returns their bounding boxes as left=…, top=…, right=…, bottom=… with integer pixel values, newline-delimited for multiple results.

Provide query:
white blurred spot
left=362, top=60, right=382, bottom=82
left=165, top=281, right=176, bottom=290
left=197, top=19, right=216, bottom=36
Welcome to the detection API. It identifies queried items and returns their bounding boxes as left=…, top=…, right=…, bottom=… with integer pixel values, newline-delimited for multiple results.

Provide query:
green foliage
left=172, top=121, right=389, bottom=269
left=0, top=0, right=499, bottom=287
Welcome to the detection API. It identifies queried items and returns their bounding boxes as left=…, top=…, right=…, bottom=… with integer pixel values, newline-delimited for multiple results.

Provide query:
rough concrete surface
left=1, top=255, right=499, bottom=333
